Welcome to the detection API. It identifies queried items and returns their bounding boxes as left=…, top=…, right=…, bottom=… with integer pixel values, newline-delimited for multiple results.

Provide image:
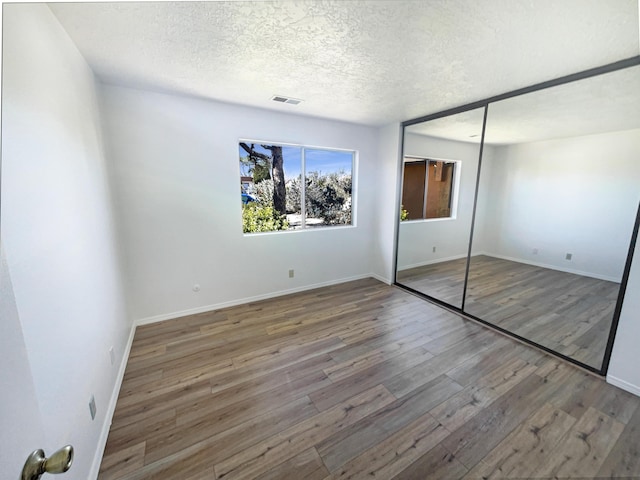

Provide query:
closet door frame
left=393, top=55, right=640, bottom=376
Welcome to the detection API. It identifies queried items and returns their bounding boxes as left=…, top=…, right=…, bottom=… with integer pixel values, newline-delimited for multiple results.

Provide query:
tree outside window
left=239, top=142, right=354, bottom=233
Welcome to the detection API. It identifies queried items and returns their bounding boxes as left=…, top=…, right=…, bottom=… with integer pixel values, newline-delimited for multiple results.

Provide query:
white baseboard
left=397, top=253, right=468, bottom=271
left=89, top=322, right=137, bottom=479
left=370, top=272, right=392, bottom=285
left=135, top=273, right=376, bottom=326
left=398, top=251, right=619, bottom=283
left=480, top=252, right=620, bottom=283
left=606, top=375, right=640, bottom=397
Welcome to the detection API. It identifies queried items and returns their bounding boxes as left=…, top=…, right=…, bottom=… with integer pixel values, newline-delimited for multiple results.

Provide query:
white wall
left=1, top=5, right=130, bottom=479
left=476, top=129, right=640, bottom=282
left=396, top=132, right=482, bottom=269
left=99, top=84, right=379, bottom=322
left=0, top=244, right=45, bottom=477
left=371, top=123, right=402, bottom=283
left=608, top=228, right=640, bottom=395
left=1, top=16, right=637, bottom=480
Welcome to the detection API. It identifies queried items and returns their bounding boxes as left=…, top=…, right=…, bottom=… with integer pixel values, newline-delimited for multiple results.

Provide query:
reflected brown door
left=401, top=161, right=426, bottom=220
left=425, top=161, right=453, bottom=219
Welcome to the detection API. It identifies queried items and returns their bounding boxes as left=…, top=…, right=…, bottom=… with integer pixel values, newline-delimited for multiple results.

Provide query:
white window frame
left=402, top=155, right=461, bottom=222
left=239, top=139, right=358, bottom=234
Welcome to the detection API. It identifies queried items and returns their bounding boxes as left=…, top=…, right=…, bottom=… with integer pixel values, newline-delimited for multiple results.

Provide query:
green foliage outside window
left=242, top=202, right=289, bottom=233
left=400, top=206, right=409, bottom=221
left=305, top=171, right=352, bottom=225
left=240, top=142, right=354, bottom=232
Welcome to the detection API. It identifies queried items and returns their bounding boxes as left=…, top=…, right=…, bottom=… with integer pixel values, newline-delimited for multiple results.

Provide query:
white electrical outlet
left=193, top=284, right=201, bottom=292
left=289, top=269, right=294, bottom=278
left=109, top=346, right=115, bottom=366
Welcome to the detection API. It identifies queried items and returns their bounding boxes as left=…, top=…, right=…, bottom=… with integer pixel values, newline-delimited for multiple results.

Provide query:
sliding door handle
left=21, top=445, right=73, bottom=480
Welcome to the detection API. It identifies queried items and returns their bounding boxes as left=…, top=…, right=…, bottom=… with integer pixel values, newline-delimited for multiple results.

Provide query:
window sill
left=401, top=216, right=457, bottom=224
left=243, top=224, right=356, bottom=237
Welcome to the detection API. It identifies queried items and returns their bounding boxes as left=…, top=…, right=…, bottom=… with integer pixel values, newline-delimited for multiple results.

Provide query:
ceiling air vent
left=271, top=95, right=303, bottom=105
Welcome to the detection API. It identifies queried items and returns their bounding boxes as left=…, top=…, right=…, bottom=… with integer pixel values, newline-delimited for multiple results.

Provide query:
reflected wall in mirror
left=396, top=108, right=484, bottom=308
left=396, top=60, right=640, bottom=373
left=465, top=65, right=640, bottom=369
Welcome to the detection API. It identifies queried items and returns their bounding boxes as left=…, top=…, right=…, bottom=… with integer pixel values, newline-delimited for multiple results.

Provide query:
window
left=239, top=141, right=354, bottom=233
left=401, top=157, right=457, bottom=220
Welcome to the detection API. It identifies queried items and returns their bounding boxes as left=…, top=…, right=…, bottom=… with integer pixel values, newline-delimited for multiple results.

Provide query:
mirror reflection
left=396, top=63, right=640, bottom=371
left=396, top=108, right=484, bottom=307
left=465, top=65, right=640, bottom=369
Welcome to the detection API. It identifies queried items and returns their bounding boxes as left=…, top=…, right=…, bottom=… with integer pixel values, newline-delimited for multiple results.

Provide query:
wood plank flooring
left=396, top=255, right=620, bottom=369
left=98, top=278, right=640, bottom=479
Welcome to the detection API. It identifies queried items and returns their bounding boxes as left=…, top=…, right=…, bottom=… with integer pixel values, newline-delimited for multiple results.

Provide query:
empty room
left=2, top=1, right=640, bottom=479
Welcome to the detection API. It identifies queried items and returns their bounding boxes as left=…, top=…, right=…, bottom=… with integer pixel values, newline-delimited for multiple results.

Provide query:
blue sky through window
left=305, top=149, right=353, bottom=177
left=239, top=143, right=352, bottom=180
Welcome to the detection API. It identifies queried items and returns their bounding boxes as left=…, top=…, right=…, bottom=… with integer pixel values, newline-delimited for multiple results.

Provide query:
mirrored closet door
left=395, top=58, right=640, bottom=373
left=396, top=108, right=484, bottom=308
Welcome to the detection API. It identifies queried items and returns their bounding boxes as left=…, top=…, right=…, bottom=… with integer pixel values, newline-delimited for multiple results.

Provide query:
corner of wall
left=606, top=374, right=640, bottom=397
left=371, top=122, right=402, bottom=282
left=89, top=322, right=137, bottom=479
left=2, top=5, right=135, bottom=477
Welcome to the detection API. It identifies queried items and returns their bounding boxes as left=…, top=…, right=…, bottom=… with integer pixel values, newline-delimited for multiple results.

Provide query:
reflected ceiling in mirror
left=405, top=108, right=484, bottom=144
left=484, top=65, right=640, bottom=144
left=406, top=64, right=640, bottom=146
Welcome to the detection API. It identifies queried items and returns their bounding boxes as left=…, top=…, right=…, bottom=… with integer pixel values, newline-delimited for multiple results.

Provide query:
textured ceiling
left=48, top=0, right=640, bottom=126
left=406, top=64, right=640, bottom=145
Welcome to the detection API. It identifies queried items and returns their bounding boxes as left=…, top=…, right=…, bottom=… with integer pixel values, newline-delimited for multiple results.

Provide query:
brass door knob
left=21, top=445, right=73, bottom=480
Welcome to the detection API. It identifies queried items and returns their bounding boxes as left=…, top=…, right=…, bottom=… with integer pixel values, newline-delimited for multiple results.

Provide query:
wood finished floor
left=396, top=255, right=620, bottom=369
left=99, top=278, right=640, bottom=480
